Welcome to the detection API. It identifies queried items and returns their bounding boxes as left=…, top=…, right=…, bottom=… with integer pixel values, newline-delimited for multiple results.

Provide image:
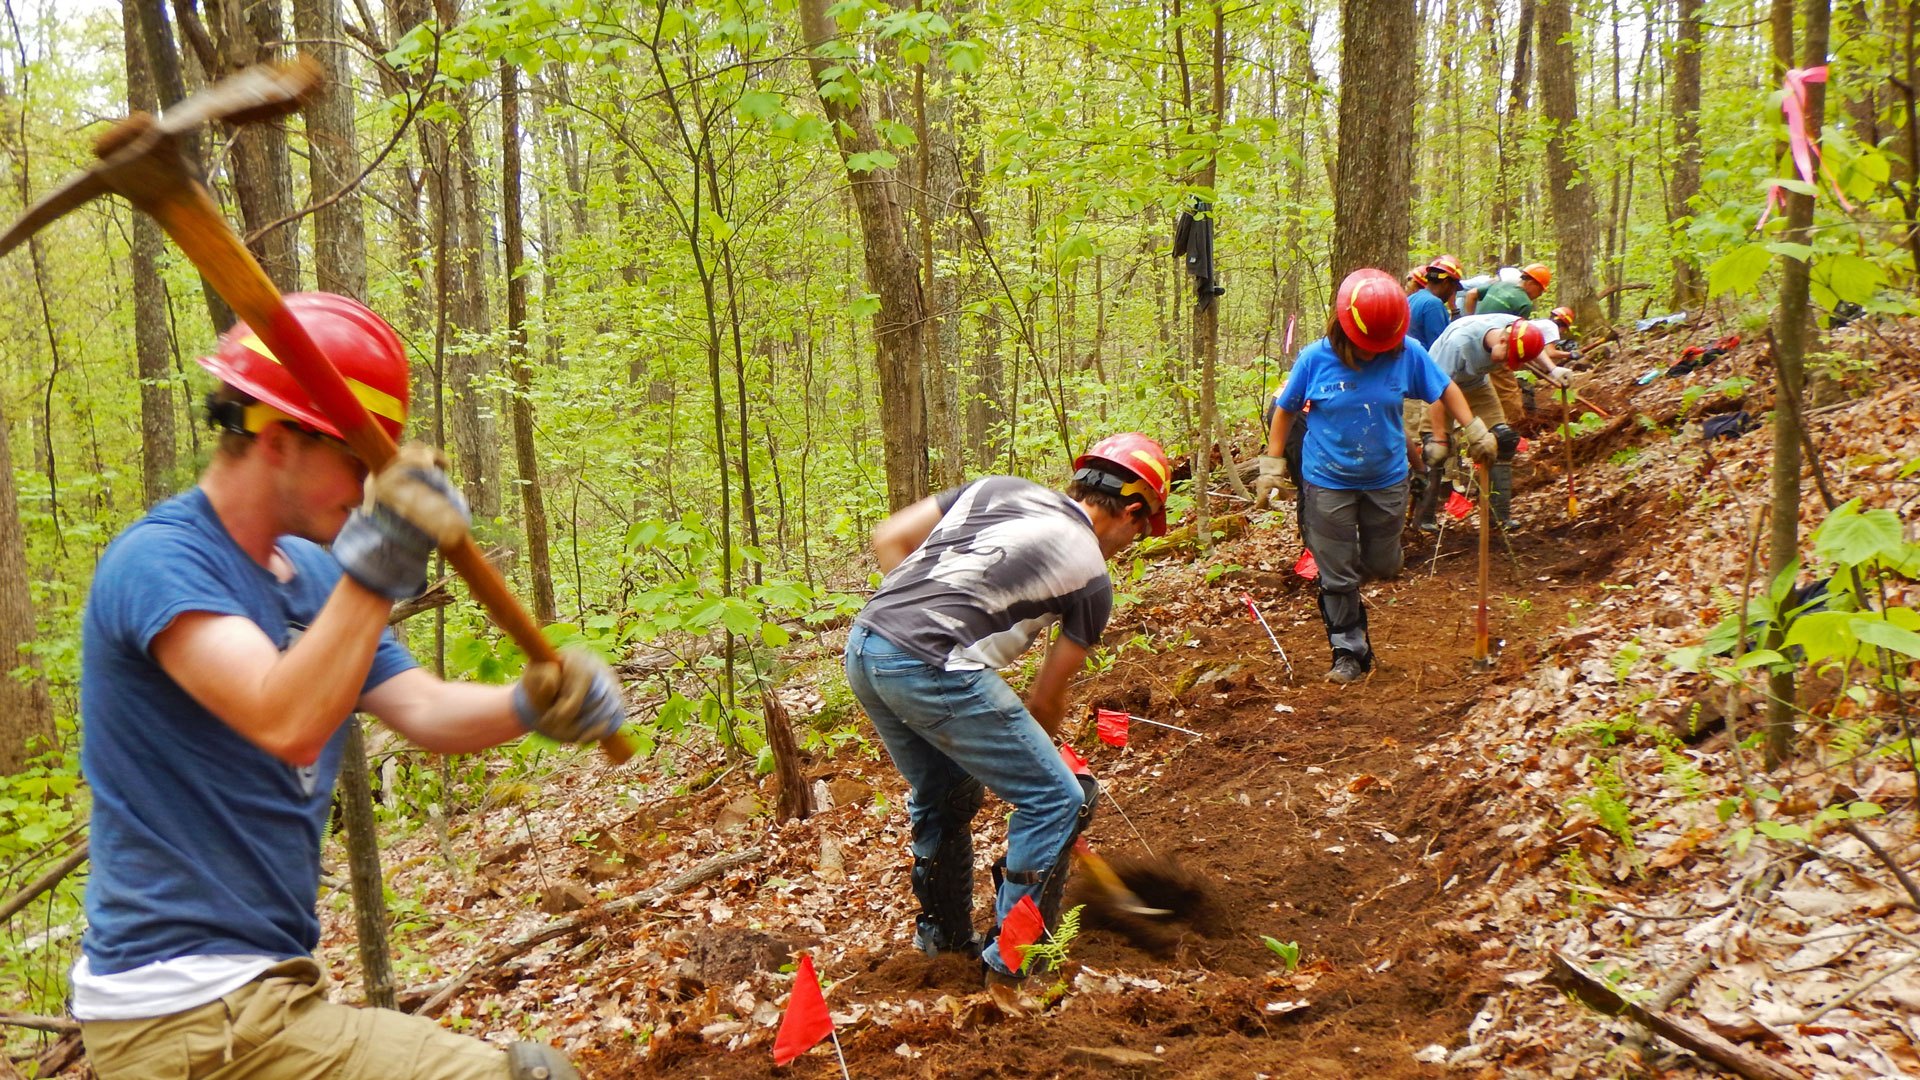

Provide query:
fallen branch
left=1547, top=950, right=1806, bottom=1080
left=1842, top=822, right=1920, bottom=912
left=0, top=841, right=88, bottom=924
left=0, top=1011, right=78, bottom=1035
left=1786, top=949, right=1920, bottom=1026
left=413, top=845, right=764, bottom=1017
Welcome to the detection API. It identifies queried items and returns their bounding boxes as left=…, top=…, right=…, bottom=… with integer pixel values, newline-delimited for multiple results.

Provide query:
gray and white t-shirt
left=856, top=477, right=1112, bottom=671
left=1429, top=311, right=1521, bottom=389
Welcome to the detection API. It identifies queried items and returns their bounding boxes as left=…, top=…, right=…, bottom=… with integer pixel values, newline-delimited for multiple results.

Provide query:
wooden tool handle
left=151, top=187, right=631, bottom=764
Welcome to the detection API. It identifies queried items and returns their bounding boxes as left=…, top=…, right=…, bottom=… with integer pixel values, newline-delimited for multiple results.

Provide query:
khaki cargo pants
left=81, top=959, right=509, bottom=1080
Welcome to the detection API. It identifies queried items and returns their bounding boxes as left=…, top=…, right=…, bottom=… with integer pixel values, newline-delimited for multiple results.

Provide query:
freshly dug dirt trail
left=613, top=474, right=1637, bottom=1080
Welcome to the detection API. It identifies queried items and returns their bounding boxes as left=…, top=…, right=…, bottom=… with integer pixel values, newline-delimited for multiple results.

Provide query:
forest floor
left=29, top=313, right=1918, bottom=1080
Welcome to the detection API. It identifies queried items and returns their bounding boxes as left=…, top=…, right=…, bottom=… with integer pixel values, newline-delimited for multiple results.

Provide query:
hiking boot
left=1325, top=654, right=1367, bottom=684
left=913, top=921, right=982, bottom=958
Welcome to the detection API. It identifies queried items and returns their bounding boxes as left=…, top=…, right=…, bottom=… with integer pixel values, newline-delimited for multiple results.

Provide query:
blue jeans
left=843, top=624, right=1090, bottom=975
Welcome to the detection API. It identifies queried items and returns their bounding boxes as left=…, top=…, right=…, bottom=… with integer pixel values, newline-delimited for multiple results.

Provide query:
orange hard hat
left=1426, top=254, right=1464, bottom=281
left=1334, top=268, right=1410, bottom=355
left=1502, top=319, right=1549, bottom=369
left=1521, top=263, right=1553, bottom=290
left=1074, top=433, right=1173, bottom=536
left=199, top=293, right=410, bottom=441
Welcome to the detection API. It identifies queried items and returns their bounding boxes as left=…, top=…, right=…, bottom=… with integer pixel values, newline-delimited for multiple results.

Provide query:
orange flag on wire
left=772, top=954, right=834, bottom=1066
left=997, top=894, right=1046, bottom=972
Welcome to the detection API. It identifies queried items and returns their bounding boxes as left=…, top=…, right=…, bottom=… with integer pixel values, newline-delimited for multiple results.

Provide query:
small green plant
left=1203, top=561, right=1243, bottom=585
left=1609, top=447, right=1642, bottom=467
left=1568, top=756, right=1638, bottom=853
left=1260, top=935, right=1302, bottom=972
left=1680, top=376, right=1754, bottom=414
left=1018, top=904, right=1084, bottom=975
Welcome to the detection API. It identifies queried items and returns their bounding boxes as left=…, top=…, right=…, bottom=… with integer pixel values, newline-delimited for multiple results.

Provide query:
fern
left=1656, top=745, right=1708, bottom=801
left=1017, top=904, right=1084, bottom=975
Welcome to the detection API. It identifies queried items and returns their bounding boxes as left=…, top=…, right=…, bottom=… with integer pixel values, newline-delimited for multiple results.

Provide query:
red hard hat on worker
left=1334, top=268, right=1409, bottom=355
left=1503, top=319, right=1549, bottom=369
left=1074, top=433, right=1172, bottom=537
left=197, top=292, right=410, bottom=442
left=1426, top=254, right=1463, bottom=281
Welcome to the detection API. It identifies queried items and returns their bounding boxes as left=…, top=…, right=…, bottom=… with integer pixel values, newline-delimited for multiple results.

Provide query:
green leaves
left=1813, top=499, right=1906, bottom=568
left=1707, top=243, right=1770, bottom=298
left=1811, top=253, right=1886, bottom=309
left=844, top=149, right=899, bottom=173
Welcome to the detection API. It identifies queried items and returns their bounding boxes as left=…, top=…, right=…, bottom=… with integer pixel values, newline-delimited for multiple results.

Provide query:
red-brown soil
left=580, top=465, right=1634, bottom=1079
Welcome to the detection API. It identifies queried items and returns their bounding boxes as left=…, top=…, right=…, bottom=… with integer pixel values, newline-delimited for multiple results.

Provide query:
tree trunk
left=1668, top=0, right=1705, bottom=309
left=764, top=692, right=813, bottom=823
left=337, top=718, right=395, bottom=1007
left=916, top=29, right=966, bottom=489
left=0, top=396, right=52, bottom=773
left=1765, top=0, right=1831, bottom=767
left=1332, top=0, right=1417, bottom=280
left=797, top=0, right=929, bottom=510
left=501, top=63, right=557, bottom=625
left=125, top=0, right=178, bottom=508
left=208, top=0, right=299, bottom=291
left=1492, top=0, right=1535, bottom=265
left=1193, top=2, right=1227, bottom=553
left=292, top=0, right=367, bottom=298
left=1536, top=0, right=1600, bottom=325
left=133, top=0, right=232, bottom=332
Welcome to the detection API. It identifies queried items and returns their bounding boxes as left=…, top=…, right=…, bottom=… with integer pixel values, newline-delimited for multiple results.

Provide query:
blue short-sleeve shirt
left=1275, top=337, right=1452, bottom=491
left=1408, top=289, right=1452, bottom=349
left=79, top=488, right=416, bottom=974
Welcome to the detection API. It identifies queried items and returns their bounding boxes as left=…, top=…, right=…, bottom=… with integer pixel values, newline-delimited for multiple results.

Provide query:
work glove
left=1543, top=365, right=1575, bottom=389
left=1460, top=418, right=1499, bottom=466
left=1252, top=454, right=1294, bottom=508
left=334, top=443, right=470, bottom=601
left=1422, top=436, right=1451, bottom=468
left=512, top=646, right=628, bottom=743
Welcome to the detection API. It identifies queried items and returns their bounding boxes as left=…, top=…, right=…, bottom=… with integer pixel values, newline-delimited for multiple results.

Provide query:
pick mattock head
left=0, top=58, right=323, bottom=258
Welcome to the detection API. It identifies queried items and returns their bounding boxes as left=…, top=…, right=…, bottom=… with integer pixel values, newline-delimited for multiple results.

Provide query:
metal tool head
left=0, top=58, right=323, bottom=258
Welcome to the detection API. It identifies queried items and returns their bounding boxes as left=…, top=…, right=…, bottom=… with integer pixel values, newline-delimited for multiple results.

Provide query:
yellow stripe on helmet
left=235, top=333, right=406, bottom=423
left=1126, top=448, right=1169, bottom=486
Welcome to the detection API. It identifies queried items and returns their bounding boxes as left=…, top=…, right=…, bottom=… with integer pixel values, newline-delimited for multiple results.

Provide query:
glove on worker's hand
left=335, top=443, right=470, bottom=601
left=1460, top=418, right=1499, bottom=466
left=1252, top=454, right=1294, bottom=508
left=513, top=646, right=628, bottom=744
left=1543, top=365, right=1575, bottom=389
left=1422, top=436, right=1452, bottom=468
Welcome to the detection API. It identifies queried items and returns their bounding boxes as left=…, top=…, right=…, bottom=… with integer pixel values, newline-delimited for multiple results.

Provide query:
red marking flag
left=1515, top=437, right=1531, bottom=455
left=1058, top=742, right=1091, bottom=776
left=772, top=954, right=834, bottom=1066
left=1445, top=490, right=1474, bottom=520
left=1293, top=549, right=1318, bottom=580
left=997, top=894, right=1046, bottom=972
left=1095, top=708, right=1130, bottom=748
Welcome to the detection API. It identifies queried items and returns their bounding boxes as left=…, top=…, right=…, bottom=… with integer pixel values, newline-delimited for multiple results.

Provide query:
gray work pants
left=1301, top=479, right=1410, bottom=664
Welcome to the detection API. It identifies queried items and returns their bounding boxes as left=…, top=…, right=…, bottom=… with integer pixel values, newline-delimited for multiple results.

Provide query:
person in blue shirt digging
left=74, top=294, right=622, bottom=1080
left=1253, top=269, right=1493, bottom=684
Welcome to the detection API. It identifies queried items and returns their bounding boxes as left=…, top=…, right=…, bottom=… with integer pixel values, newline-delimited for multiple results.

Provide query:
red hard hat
left=1427, top=254, right=1463, bottom=281
left=1334, top=269, right=1410, bottom=354
left=198, top=292, right=410, bottom=442
left=1073, top=432, right=1172, bottom=536
left=1406, top=266, right=1429, bottom=289
left=1521, top=263, right=1553, bottom=290
left=1550, top=305, right=1575, bottom=329
left=1503, top=319, right=1549, bottom=369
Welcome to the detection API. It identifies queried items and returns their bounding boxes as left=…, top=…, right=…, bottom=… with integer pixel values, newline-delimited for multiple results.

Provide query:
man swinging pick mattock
left=74, top=294, right=623, bottom=1080
left=843, top=435, right=1172, bottom=986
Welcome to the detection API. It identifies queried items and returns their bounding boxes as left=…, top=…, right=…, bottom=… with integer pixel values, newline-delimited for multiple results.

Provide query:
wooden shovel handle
left=150, top=186, right=631, bottom=763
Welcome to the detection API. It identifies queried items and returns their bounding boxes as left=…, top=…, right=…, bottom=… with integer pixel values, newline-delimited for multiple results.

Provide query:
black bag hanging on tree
left=1172, top=199, right=1227, bottom=311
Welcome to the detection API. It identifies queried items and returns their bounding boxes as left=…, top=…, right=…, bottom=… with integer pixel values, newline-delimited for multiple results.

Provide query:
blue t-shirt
left=79, top=488, right=416, bottom=974
left=1275, top=337, right=1452, bottom=491
left=1408, top=290, right=1452, bottom=349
